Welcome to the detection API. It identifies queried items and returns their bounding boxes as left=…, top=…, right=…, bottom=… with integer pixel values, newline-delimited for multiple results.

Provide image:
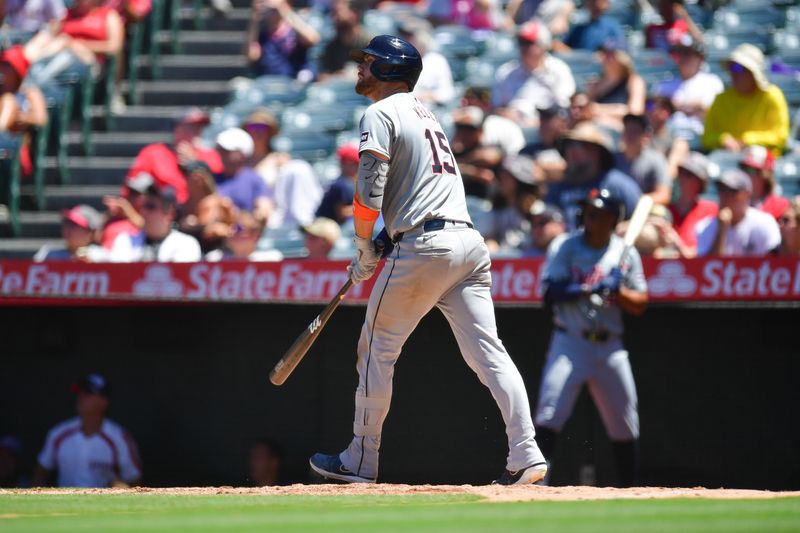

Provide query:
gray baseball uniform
left=338, top=92, right=546, bottom=480
left=535, top=231, right=647, bottom=441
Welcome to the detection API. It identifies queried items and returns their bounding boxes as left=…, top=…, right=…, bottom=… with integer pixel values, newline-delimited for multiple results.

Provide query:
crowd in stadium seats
left=2, top=0, right=800, bottom=265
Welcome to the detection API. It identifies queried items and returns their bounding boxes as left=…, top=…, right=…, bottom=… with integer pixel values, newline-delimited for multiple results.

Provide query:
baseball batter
left=309, top=35, right=548, bottom=485
left=535, top=189, right=648, bottom=487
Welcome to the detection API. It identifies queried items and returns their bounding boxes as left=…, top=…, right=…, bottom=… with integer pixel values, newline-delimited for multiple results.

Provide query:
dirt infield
left=4, top=485, right=799, bottom=502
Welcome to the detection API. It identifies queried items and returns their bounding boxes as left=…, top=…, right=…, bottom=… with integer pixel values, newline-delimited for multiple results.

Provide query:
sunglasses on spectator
left=245, top=123, right=271, bottom=133
left=729, top=62, right=747, bottom=74
left=232, top=223, right=259, bottom=236
left=779, top=215, right=793, bottom=225
left=740, top=165, right=763, bottom=176
left=141, top=201, right=161, bottom=211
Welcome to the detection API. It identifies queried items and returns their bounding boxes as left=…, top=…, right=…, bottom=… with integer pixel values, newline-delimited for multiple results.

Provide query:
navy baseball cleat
left=309, top=453, right=376, bottom=484
left=492, top=462, right=548, bottom=485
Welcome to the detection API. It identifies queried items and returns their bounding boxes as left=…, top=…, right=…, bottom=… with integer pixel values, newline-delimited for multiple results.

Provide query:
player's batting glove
left=374, top=227, right=395, bottom=259
left=348, top=236, right=381, bottom=283
left=594, top=267, right=624, bottom=294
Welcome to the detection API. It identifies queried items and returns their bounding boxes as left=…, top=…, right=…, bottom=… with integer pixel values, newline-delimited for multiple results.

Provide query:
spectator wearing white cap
left=702, top=44, right=790, bottom=156
left=215, top=127, right=272, bottom=223
left=34, top=205, right=109, bottom=262
left=739, top=145, right=789, bottom=221
left=696, top=169, right=781, bottom=257
left=491, top=20, right=576, bottom=126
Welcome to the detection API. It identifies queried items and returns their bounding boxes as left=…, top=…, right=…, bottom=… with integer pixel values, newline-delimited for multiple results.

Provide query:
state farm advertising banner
left=0, top=258, right=799, bottom=305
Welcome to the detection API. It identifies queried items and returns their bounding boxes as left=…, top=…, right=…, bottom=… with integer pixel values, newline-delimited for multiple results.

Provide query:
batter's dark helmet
left=350, top=35, right=423, bottom=91
left=579, top=188, right=625, bottom=222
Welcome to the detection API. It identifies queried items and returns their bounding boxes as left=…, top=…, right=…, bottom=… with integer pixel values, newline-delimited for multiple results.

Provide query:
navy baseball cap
left=71, top=373, right=111, bottom=397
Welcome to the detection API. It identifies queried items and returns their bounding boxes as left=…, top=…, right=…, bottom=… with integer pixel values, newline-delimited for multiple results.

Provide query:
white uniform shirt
left=358, top=92, right=472, bottom=237
left=109, top=229, right=202, bottom=262
left=37, top=418, right=142, bottom=487
left=695, top=207, right=782, bottom=256
left=491, top=55, right=576, bottom=122
left=413, top=51, right=455, bottom=106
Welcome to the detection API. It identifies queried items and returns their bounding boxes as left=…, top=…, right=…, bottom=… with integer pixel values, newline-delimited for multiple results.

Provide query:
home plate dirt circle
left=8, top=485, right=800, bottom=502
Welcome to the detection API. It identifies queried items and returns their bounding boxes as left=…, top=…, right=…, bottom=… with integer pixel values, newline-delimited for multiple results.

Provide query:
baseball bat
left=269, top=278, right=353, bottom=386
left=589, top=195, right=654, bottom=307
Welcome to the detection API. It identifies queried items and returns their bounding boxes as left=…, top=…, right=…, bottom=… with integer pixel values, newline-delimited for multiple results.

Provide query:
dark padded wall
left=1, top=304, right=797, bottom=489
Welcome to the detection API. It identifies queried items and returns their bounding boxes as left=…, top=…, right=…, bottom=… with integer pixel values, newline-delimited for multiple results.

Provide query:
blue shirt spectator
left=246, top=0, right=320, bottom=81
left=544, top=122, right=642, bottom=228
left=559, top=0, right=624, bottom=51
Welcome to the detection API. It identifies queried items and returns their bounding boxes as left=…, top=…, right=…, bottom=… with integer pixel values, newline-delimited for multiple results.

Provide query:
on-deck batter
left=535, top=188, right=648, bottom=487
left=309, top=35, right=547, bottom=485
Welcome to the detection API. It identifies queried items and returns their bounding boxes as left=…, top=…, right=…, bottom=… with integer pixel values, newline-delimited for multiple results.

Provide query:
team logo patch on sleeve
left=360, top=131, right=369, bottom=145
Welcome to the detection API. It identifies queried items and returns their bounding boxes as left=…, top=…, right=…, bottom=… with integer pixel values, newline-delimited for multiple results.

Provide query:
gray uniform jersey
left=358, top=92, right=472, bottom=238
left=542, top=232, right=647, bottom=336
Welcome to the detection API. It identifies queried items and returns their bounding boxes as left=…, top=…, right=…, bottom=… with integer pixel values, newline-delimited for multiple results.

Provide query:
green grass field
left=1, top=493, right=799, bottom=533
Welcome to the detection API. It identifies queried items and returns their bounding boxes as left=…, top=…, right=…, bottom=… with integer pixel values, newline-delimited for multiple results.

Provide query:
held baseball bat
left=269, top=278, right=353, bottom=386
left=620, top=194, right=655, bottom=264
left=589, top=195, right=654, bottom=307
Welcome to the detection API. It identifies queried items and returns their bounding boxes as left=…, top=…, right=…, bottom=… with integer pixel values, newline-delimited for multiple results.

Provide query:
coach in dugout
left=32, top=374, right=142, bottom=488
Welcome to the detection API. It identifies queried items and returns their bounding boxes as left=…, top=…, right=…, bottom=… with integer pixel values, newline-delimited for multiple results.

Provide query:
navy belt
left=392, top=219, right=474, bottom=243
left=554, top=325, right=612, bottom=342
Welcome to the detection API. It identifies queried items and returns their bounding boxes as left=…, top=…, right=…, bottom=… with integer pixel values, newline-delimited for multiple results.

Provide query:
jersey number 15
left=424, top=129, right=456, bottom=175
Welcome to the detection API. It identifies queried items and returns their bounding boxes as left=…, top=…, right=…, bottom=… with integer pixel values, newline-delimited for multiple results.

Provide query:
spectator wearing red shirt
left=645, top=0, right=703, bottom=53
left=126, top=108, right=223, bottom=205
left=667, top=152, right=717, bottom=257
left=103, top=0, right=152, bottom=23
left=738, top=145, right=789, bottom=221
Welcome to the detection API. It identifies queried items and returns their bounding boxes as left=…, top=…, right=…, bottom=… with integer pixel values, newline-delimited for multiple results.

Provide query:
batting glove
left=593, top=267, right=624, bottom=294
left=348, top=236, right=381, bottom=283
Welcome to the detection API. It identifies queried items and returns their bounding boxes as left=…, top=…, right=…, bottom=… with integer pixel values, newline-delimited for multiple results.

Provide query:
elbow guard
left=356, top=151, right=390, bottom=212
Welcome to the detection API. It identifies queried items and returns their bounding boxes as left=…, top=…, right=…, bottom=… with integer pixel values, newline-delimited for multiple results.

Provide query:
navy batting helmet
left=579, top=188, right=625, bottom=222
left=350, top=35, right=423, bottom=91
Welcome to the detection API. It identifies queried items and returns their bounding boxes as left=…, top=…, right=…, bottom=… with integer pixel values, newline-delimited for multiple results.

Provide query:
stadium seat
left=769, top=74, right=800, bottom=106
left=713, top=7, right=786, bottom=32
left=271, top=132, right=336, bottom=162
left=258, top=225, right=306, bottom=258
left=707, top=149, right=741, bottom=178
left=281, top=103, right=356, bottom=134
left=305, top=78, right=369, bottom=106
left=775, top=155, right=800, bottom=196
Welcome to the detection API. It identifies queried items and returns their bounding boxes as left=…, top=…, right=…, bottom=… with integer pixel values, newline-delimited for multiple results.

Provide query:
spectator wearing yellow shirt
left=702, top=44, right=789, bottom=156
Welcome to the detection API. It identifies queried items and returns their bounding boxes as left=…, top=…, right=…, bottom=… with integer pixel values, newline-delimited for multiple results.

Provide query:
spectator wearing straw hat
left=545, top=122, right=642, bottom=229
left=739, top=145, right=789, bottom=221
left=302, top=217, right=341, bottom=259
left=702, top=44, right=790, bottom=156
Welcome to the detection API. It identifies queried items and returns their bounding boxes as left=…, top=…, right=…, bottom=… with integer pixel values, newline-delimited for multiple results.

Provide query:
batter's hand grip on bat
left=269, top=278, right=353, bottom=386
